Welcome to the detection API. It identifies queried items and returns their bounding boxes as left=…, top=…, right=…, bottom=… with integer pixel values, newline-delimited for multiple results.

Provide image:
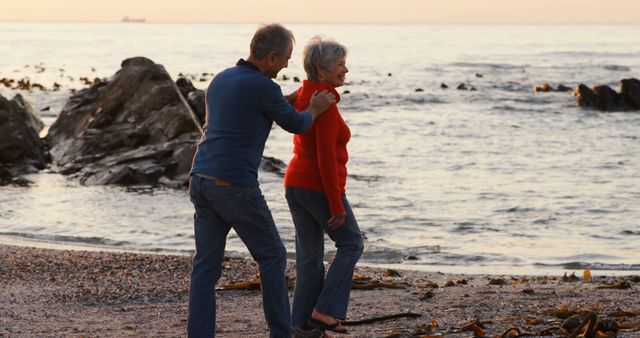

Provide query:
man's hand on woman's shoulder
left=307, top=90, right=336, bottom=121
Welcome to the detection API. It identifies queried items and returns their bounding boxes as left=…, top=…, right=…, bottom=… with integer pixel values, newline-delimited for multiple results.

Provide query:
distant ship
left=122, top=16, right=146, bottom=23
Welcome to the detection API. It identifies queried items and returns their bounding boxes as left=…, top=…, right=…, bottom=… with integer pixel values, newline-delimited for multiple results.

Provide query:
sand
left=1, top=244, right=638, bottom=337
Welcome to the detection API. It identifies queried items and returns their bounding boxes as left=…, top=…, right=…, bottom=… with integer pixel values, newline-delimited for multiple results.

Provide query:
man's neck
left=246, top=56, right=269, bottom=77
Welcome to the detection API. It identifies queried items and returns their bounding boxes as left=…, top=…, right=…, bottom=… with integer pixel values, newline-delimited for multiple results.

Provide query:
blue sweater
left=190, top=60, right=312, bottom=187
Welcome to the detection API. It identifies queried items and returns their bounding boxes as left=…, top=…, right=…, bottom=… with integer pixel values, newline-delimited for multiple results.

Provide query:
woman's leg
left=314, top=195, right=364, bottom=320
left=287, top=187, right=326, bottom=329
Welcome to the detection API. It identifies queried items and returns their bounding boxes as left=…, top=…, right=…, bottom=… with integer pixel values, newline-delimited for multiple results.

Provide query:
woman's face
left=320, top=57, right=348, bottom=88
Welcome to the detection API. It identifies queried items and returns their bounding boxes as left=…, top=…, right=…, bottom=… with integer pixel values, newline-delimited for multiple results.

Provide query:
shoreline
left=1, top=233, right=638, bottom=277
left=1, top=243, right=639, bottom=337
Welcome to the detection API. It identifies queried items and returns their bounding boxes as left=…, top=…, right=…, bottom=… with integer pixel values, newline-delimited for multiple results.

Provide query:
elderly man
left=187, top=24, right=335, bottom=338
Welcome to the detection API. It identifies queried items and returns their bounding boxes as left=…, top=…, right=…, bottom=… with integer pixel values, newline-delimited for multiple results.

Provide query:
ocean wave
left=0, top=232, right=130, bottom=246
left=603, top=65, right=632, bottom=72
left=532, top=51, right=640, bottom=58
left=536, top=261, right=640, bottom=271
left=495, top=206, right=539, bottom=213
left=449, top=222, right=501, bottom=234
left=341, top=92, right=448, bottom=111
left=447, top=62, right=527, bottom=70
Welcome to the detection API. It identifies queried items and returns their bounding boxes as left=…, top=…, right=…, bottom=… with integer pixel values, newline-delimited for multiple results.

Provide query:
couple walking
left=187, top=24, right=364, bottom=338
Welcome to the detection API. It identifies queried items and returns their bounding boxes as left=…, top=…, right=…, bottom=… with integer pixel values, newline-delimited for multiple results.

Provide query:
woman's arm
left=314, top=105, right=346, bottom=228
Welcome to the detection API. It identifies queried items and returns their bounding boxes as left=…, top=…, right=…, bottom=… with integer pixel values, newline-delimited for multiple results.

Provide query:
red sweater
left=284, top=80, right=350, bottom=215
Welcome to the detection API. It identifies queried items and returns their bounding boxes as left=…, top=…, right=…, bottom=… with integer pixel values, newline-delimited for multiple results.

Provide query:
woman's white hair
left=302, top=36, right=348, bottom=82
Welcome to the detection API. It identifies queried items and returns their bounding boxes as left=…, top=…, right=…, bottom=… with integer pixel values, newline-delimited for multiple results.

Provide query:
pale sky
left=2, top=0, right=639, bottom=24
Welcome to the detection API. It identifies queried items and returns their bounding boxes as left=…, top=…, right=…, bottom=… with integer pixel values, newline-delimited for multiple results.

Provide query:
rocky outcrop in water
left=0, top=93, right=48, bottom=185
left=47, top=57, right=202, bottom=187
left=175, top=77, right=205, bottom=126
left=574, top=78, right=640, bottom=111
left=533, top=83, right=572, bottom=93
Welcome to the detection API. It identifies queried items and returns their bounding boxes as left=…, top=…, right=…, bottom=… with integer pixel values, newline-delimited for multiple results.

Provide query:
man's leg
left=232, top=186, right=291, bottom=338
left=188, top=175, right=233, bottom=338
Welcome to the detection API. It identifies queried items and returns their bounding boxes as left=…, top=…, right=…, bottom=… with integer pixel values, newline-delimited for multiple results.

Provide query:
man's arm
left=262, top=82, right=335, bottom=133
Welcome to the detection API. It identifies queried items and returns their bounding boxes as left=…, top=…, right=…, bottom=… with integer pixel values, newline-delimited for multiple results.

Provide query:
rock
left=534, top=82, right=554, bottom=93
left=575, top=84, right=598, bottom=107
left=621, top=78, right=640, bottom=109
left=47, top=57, right=202, bottom=187
left=457, top=83, right=468, bottom=90
left=575, top=78, right=640, bottom=111
left=592, top=85, right=621, bottom=110
left=440, top=83, right=448, bottom=89
left=260, top=156, right=287, bottom=177
left=575, top=84, right=621, bottom=111
left=414, top=88, right=424, bottom=92
left=534, top=83, right=571, bottom=93
left=0, top=93, right=48, bottom=185
left=176, top=76, right=205, bottom=126
left=187, top=91, right=206, bottom=126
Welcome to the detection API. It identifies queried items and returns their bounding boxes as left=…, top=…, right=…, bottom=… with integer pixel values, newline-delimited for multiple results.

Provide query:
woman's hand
left=328, top=212, right=346, bottom=230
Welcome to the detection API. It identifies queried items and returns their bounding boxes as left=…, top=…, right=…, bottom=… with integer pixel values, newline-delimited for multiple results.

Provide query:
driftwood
left=352, top=280, right=408, bottom=290
left=217, top=279, right=261, bottom=291
left=342, top=312, right=422, bottom=326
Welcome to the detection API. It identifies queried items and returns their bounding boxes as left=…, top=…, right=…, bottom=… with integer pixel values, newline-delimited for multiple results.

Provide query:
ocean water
left=1, top=23, right=639, bottom=275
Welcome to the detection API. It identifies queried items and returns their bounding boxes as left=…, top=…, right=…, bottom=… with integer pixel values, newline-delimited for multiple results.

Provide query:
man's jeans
left=285, top=187, right=364, bottom=330
left=188, top=175, right=291, bottom=338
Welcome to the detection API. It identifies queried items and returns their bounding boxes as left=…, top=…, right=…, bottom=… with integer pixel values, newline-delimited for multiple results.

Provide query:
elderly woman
left=284, top=36, right=364, bottom=335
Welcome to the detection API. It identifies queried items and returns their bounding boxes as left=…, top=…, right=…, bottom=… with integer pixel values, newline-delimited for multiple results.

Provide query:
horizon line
left=1, top=20, right=639, bottom=26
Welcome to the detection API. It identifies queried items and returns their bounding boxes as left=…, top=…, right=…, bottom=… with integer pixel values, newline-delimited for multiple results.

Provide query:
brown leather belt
left=194, top=173, right=232, bottom=186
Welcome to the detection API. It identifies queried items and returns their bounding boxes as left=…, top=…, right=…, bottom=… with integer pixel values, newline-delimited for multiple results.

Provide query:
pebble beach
left=1, top=243, right=639, bottom=337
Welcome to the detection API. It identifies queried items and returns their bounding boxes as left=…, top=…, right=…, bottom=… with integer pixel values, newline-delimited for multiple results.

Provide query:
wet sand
left=1, top=244, right=638, bottom=337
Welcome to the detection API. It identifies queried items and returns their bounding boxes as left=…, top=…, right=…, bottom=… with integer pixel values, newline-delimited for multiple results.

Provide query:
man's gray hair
left=250, top=24, right=295, bottom=59
left=303, top=36, right=348, bottom=82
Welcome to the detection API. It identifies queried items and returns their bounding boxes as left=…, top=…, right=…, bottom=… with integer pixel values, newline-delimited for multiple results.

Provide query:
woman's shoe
left=308, top=318, right=349, bottom=334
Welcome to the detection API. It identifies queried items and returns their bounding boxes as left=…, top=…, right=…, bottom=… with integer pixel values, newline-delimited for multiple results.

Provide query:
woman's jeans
left=285, top=187, right=364, bottom=329
left=188, top=175, right=291, bottom=338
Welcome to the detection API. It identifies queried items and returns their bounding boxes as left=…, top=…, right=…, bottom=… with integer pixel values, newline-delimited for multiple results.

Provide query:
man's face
left=267, top=43, right=293, bottom=78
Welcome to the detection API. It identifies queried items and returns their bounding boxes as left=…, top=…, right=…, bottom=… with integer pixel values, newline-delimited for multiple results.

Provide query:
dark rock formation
left=621, top=78, right=640, bottom=109
left=260, top=156, right=287, bottom=177
left=47, top=57, right=202, bottom=187
left=176, top=77, right=205, bottom=126
left=534, top=83, right=572, bottom=93
left=575, top=78, right=640, bottom=111
left=0, top=93, right=48, bottom=185
left=534, top=83, right=554, bottom=93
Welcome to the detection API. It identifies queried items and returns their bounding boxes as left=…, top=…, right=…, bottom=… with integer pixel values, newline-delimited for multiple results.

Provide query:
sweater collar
left=236, top=58, right=260, bottom=72
left=300, top=80, right=341, bottom=104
